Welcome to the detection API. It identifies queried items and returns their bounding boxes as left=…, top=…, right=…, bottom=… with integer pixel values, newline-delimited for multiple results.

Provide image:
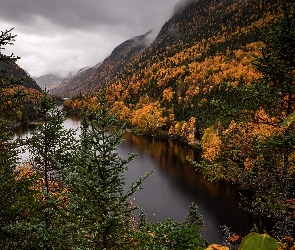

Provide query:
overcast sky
left=0, top=0, right=180, bottom=78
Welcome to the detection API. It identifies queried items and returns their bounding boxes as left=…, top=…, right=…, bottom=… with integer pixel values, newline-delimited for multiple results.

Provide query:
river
left=13, top=115, right=266, bottom=244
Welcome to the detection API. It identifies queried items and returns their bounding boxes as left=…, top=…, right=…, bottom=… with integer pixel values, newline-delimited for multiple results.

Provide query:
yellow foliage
left=162, top=87, right=174, bottom=102
left=168, top=121, right=183, bottom=136
left=251, top=122, right=281, bottom=138
left=15, top=163, right=68, bottom=202
left=15, top=110, right=22, bottom=121
left=15, top=164, right=35, bottom=181
left=63, top=99, right=72, bottom=109
left=168, top=117, right=198, bottom=145
left=181, top=122, right=187, bottom=137
left=111, top=101, right=131, bottom=121
left=187, top=117, right=197, bottom=146
left=168, top=110, right=175, bottom=122
left=168, top=122, right=179, bottom=136
left=205, top=244, right=229, bottom=250
left=244, top=158, right=253, bottom=171
left=131, top=101, right=167, bottom=132
left=201, top=127, right=222, bottom=161
left=223, top=119, right=284, bottom=171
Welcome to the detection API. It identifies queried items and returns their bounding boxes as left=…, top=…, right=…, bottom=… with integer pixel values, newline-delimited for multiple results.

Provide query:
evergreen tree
left=132, top=203, right=207, bottom=249
left=0, top=28, right=38, bottom=249
left=25, top=93, right=78, bottom=249
left=185, top=202, right=204, bottom=229
left=67, top=88, right=150, bottom=249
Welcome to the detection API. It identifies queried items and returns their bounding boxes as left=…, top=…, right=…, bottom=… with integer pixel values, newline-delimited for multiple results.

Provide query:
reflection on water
left=120, top=133, right=264, bottom=243
left=13, top=117, right=266, bottom=244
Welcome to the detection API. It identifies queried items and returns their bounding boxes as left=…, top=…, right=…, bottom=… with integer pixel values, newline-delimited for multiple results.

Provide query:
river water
left=13, top=115, right=265, bottom=244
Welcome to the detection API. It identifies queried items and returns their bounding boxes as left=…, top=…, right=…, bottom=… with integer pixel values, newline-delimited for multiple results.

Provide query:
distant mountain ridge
left=34, top=74, right=64, bottom=90
left=49, top=66, right=98, bottom=98
left=48, top=32, right=149, bottom=97
left=172, top=0, right=198, bottom=15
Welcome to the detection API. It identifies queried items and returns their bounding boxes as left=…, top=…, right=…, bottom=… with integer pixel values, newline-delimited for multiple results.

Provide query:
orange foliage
left=131, top=100, right=167, bottom=133
left=221, top=119, right=284, bottom=171
left=168, top=117, right=198, bottom=146
left=162, top=87, right=174, bottom=102
left=111, top=101, right=132, bottom=121
left=201, top=126, right=222, bottom=161
left=15, top=163, right=68, bottom=202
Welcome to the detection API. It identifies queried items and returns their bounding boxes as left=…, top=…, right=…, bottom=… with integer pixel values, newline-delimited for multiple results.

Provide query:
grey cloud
left=1, top=0, right=124, bottom=30
left=1, top=0, right=177, bottom=31
left=0, top=0, right=180, bottom=77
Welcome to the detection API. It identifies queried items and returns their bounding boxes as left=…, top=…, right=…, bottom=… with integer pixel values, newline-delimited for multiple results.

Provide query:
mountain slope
left=34, top=74, right=64, bottom=90
left=103, top=0, right=285, bottom=117
left=65, top=0, right=292, bottom=136
left=49, top=66, right=98, bottom=98
left=87, top=32, right=150, bottom=93
left=50, top=31, right=149, bottom=98
left=0, top=58, right=44, bottom=124
left=0, top=61, right=41, bottom=91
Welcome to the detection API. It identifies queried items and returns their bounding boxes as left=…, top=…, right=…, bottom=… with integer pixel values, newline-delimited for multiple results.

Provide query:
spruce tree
left=132, top=203, right=207, bottom=249
left=67, top=88, right=150, bottom=249
left=25, top=93, right=78, bottom=249
left=0, top=28, right=38, bottom=249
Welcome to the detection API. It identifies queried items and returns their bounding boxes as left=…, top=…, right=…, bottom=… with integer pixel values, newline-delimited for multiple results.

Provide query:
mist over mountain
left=172, top=0, right=199, bottom=15
left=34, top=74, right=64, bottom=90
left=49, top=32, right=149, bottom=97
left=49, top=66, right=98, bottom=98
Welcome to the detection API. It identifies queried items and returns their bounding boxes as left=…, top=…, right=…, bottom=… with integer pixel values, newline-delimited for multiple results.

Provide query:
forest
left=0, top=31, right=208, bottom=249
left=1, top=1, right=295, bottom=250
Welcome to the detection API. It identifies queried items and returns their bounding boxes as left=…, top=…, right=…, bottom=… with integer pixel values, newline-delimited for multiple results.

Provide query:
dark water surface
left=119, top=133, right=261, bottom=243
left=13, top=116, right=265, bottom=243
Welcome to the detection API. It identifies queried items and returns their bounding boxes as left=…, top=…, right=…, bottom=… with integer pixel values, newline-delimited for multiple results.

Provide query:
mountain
left=0, top=58, right=44, bottom=124
left=102, top=0, right=285, bottom=110
left=49, top=65, right=99, bottom=98
left=87, top=32, right=150, bottom=93
left=64, top=0, right=292, bottom=133
left=0, top=61, right=41, bottom=92
left=63, top=0, right=285, bottom=96
left=50, top=32, right=149, bottom=98
left=172, top=0, right=198, bottom=15
left=34, top=74, right=64, bottom=90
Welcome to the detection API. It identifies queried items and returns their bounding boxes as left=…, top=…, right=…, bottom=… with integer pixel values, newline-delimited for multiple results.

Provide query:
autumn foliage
left=64, top=1, right=295, bottom=240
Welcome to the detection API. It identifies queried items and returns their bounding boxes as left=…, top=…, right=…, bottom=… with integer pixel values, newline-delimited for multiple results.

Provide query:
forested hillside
left=64, top=0, right=295, bottom=241
left=0, top=31, right=43, bottom=125
left=104, top=0, right=285, bottom=135
left=0, top=60, right=41, bottom=92
left=65, top=0, right=291, bottom=138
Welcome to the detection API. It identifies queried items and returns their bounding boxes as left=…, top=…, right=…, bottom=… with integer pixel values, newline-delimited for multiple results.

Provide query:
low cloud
left=0, top=0, right=179, bottom=77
